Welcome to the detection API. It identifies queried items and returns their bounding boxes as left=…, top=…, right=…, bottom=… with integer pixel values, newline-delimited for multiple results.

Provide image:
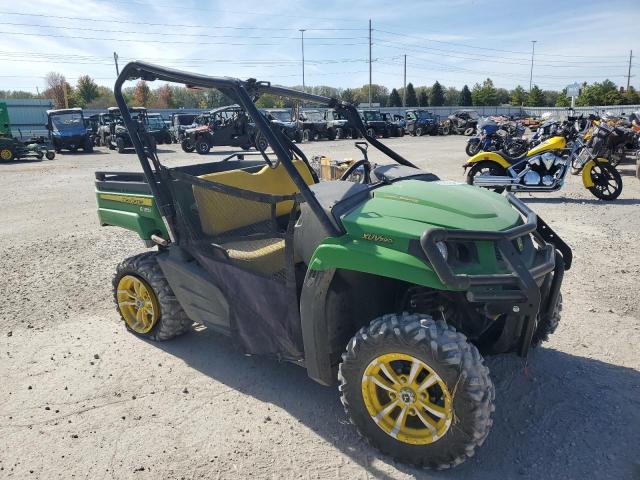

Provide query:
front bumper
left=420, top=193, right=572, bottom=356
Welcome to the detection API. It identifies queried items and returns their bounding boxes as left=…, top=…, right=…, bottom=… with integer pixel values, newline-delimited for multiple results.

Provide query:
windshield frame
left=114, top=61, right=417, bottom=240
left=49, top=112, right=85, bottom=131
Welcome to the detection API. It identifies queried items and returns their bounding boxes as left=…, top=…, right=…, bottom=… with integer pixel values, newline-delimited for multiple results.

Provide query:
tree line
left=2, top=72, right=638, bottom=110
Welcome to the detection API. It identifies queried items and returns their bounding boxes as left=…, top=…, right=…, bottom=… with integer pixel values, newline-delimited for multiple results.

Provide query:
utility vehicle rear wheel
left=195, top=139, right=210, bottom=154
left=532, top=293, right=562, bottom=347
left=339, top=314, right=494, bottom=469
left=113, top=252, right=192, bottom=341
left=466, top=161, right=506, bottom=194
left=366, top=128, right=375, bottom=138
left=83, top=138, right=93, bottom=153
left=327, top=128, right=337, bottom=141
left=335, top=128, right=343, bottom=140
left=302, top=129, right=311, bottom=142
left=415, top=127, right=424, bottom=137
left=116, top=137, right=126, bottom=154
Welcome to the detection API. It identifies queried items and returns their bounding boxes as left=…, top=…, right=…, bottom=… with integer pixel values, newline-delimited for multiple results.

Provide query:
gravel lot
left=1, top=135, right=639, bottom=479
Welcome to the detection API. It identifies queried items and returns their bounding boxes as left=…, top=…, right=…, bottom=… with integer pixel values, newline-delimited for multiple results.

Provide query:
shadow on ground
left=153, top=327, right=640, bottom=479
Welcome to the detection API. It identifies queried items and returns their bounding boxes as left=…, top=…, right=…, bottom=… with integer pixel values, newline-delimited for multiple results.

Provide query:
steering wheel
left=340, top=142, right=372, bottom=183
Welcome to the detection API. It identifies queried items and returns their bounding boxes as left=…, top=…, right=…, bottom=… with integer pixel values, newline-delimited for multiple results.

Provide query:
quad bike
left=95, top=62, right=571, bottom=470
left=465, top=122, right=623, bottom=201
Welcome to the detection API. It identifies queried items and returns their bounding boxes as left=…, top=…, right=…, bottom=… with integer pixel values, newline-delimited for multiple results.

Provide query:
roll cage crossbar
left=114, top=61, right=416, bottom=241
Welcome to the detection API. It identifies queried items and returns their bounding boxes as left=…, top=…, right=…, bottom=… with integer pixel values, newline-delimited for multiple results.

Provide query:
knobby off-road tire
left=113, top=252, right=192, bottom=341
left=339, top=314, right=494, bottom=469
left=532, top=293, right=562, bottom=347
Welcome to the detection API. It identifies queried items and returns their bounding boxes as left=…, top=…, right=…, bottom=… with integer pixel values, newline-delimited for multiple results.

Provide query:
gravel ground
left=1, top=136, right=639, bottom=479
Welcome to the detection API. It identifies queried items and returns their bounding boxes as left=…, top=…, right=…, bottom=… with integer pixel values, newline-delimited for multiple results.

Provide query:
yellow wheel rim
left=1, top=149, right=13, bottom=160
left=361, top=353, right=452, bottom=445
left=116, top=275, right=159, bottom=334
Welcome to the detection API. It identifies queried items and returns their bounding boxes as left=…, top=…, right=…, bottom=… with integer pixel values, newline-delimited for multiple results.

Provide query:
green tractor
left=96, top=63, right=571, bottom=469
left=0, top=101, right=55, bottom=161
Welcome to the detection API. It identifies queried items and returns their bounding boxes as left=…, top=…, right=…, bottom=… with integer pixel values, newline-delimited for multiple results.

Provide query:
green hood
left=341, top=179, right=520, bottom=242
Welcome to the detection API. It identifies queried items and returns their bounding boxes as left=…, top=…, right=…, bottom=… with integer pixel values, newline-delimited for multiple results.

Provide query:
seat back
left=193, top=160, right=315, bottom=236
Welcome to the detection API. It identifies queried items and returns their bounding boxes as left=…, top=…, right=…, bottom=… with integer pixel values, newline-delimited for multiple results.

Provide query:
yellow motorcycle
left=464, top=123, right=623, bottom=200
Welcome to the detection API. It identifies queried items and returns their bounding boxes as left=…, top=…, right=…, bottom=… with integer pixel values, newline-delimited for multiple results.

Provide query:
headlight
left=436, top=241, right=448, bottom=261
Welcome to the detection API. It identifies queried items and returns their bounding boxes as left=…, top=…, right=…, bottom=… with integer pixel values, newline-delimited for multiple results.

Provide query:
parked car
left=299, top=109, right=329, bottom=141
left=182, top=105, right=256, bottom=154
left=169, top=113, right=198, bottom=143
left=147, top=113, right=173, bottom=144
left=405, top=109, right=439, bottom=136
left=325, top=108, right=359, bottom=139
left=360, top=109, right=390, bottom=137
left=264, top=109, right=302, bottom=142
left=381, top=112, right=405, bottom=137
left=46, top=108, right=93, bottom=153
left=449, top=109, right=479, bottom=135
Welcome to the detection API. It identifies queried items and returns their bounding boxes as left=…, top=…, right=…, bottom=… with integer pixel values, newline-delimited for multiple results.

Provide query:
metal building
left=1, top=98, right=54, bottom=139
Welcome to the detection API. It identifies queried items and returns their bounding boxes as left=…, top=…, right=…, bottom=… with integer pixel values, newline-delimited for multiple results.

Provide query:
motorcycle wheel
left=465, top=142, right=481, bottom=156
left=587, top=163, right=622, bottom=201
left=464, top=127, right=475, bottom=136
left=466, top=161, right=507, bottom=194
left=441, top=125, right=450, bottom=136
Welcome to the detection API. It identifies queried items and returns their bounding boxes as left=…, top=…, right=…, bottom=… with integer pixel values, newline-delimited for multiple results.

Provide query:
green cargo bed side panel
left=96, top=191, right=167, bottom=240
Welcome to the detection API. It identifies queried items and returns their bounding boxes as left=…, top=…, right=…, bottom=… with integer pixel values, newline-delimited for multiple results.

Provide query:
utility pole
left=113, top=52, right=120, bottom=76
left=403, top=54, right=407, bottom=107
left=627, top=50, right=633, bottom=92
left=368, top=19, right=372, bottom=107
left=529, top=40, right=536, bottom=92
left=299, top=29, right=306, bottom=93
left=35, top=86, right=39, bottom=96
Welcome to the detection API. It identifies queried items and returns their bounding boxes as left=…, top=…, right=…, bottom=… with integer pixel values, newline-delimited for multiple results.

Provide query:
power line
left=0, top=30, right=369, bottom=46
left=0, top=11, right=367, bottom=31
left=374, top=28, right=631, bottom=60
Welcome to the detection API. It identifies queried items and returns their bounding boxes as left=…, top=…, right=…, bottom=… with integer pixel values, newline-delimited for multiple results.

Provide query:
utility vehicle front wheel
left=113, top=252, right=192, bottom=341
left=532, top=293, right=562, bottom=347
left=339, top=314, right=494, bottom=469
left=116, top=137, right=126, bottom=154
left=181, top=138, right=195, bottom=153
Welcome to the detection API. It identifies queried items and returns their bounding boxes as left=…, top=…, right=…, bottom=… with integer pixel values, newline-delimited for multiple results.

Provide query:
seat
left=192, top=160, right=315, bottom=275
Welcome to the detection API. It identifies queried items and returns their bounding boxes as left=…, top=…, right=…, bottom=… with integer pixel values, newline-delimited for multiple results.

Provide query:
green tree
left=623, top=86, right=640, bottom=105
left=388, top=88, right=402, bottom=107
left=430, top=81, right=445, bottom=106
left=576, top=79, right=621, bottom=106
left=495, top=88, right=510, bottom=105
left=555, top=89, right=571, bottom=107
left=75, top=75, right=99, bottom=106
left=418, top=89, right=429, bottom=107
left=471, top=78, right=498, bottom=106
left=444, top=87, right=460, bottom=106
left=405, top=83, right=418, bottom=107
left=543, top=90, right=559, bottom=107
left=526, top=85, right=545, bottom=106
left=340, top=88, right=357, bottom=104
left=510, top=85, right=526, bottom=105
left=459, top=85, right=472, bottom=106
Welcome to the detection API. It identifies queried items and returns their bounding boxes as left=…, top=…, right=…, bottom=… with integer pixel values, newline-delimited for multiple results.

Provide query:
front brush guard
left=420, top=193, right=571, bottom=356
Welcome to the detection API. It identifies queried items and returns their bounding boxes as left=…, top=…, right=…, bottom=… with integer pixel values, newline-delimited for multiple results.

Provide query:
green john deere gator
left=95, top=62, right=572, bottom=469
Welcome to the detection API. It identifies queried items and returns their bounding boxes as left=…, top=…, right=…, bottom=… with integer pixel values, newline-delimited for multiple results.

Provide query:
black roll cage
left=114, top=61, right=417, bottom=240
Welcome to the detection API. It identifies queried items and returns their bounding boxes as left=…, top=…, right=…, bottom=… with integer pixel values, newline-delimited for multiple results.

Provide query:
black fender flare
left=299, top=268, right=336, bottom=386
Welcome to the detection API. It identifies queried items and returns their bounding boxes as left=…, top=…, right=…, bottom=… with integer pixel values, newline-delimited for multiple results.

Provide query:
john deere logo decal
left=363, top=233, right=393, bottom=244
left=99, top=193, right=153, bottom=207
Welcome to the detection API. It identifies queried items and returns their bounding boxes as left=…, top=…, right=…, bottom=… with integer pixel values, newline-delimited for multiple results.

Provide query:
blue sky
left=0, top=0, right=638, bottom=93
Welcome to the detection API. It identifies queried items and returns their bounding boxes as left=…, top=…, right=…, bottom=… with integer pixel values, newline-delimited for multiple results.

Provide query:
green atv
left=95, top=63, right=571, bottom=469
